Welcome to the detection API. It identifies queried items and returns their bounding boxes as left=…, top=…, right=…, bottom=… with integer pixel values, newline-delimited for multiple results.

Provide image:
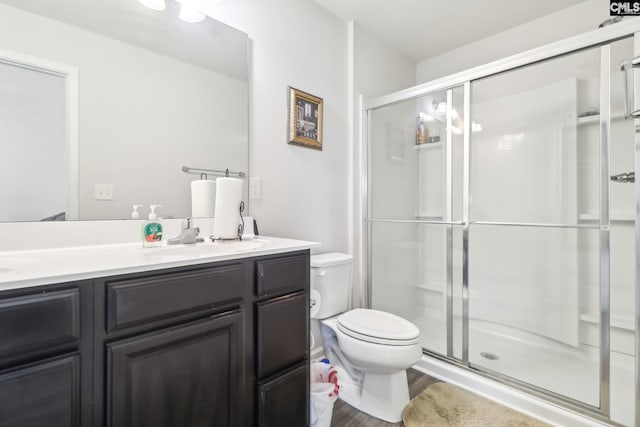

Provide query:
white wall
left=350, top=23, right=417, bottom=307
left=352, top=24, right=416, bottom=99
left=416, top=0, right=615, bottom=83
left=206, top=0, right=350, bottom=252
left=0, top=3, right=248, bottom=221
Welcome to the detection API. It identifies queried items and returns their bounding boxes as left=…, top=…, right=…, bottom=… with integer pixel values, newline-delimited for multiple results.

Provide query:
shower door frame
left=363, top=20, right=640, bottom=424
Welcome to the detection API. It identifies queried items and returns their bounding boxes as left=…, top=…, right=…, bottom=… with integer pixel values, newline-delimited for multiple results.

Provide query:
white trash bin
left=310, top=359, right=339, bottom=427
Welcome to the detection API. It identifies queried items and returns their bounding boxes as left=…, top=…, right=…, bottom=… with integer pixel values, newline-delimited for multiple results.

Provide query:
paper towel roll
left=191, top=180, right=216, bottom=217
left=212, top=177, right=243, bottom=239
left=310, top=289, right=322, bottom=319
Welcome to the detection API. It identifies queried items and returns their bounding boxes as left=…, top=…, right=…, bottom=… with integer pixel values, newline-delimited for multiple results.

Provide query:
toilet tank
left=310, top=252, right=353, bottom=319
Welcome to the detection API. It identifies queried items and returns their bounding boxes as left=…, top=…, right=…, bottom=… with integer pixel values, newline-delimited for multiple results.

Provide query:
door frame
left=0, top=48, right=79, bottom=220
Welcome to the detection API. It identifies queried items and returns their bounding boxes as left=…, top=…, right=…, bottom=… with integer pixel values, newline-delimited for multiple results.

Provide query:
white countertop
left=0, top=236, right=320, bottom=291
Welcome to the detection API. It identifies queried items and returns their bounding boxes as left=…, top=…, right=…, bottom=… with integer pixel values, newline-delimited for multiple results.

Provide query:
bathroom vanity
left=0, top=238, right=316, bottom=427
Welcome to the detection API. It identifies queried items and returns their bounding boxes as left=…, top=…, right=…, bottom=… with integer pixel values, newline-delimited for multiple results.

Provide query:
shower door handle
left=620, top=55, right=640, bottom=118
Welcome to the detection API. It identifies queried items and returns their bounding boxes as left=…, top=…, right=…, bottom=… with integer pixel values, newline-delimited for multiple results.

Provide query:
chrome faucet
left=167, top=217, right=202, bottom=245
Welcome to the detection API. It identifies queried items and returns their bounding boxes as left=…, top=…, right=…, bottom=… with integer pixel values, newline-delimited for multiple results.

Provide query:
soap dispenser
left=131, top=205, right=142, bottom=219
left=142, top=204, right=163, bottom=247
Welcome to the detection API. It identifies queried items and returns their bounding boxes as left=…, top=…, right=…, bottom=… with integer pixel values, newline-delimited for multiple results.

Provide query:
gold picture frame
left=288, top=87, right=323, bottom=150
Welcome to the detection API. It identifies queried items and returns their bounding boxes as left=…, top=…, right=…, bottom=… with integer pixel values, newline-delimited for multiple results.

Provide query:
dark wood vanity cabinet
left=0, top=249, right=310, bottom=427
left=0, top=283, right=92, bottom=427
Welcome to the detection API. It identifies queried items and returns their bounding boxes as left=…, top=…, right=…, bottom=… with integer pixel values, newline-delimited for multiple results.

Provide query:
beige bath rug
left=403, top=382, right=552, bottom=427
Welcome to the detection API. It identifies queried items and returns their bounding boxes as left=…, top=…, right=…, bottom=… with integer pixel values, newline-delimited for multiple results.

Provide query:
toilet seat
left=337, top=309, right=420, bottom=346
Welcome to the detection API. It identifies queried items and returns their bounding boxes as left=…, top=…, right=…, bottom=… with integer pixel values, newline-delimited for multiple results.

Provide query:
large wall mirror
left=0, top=0, right=248, bottom=221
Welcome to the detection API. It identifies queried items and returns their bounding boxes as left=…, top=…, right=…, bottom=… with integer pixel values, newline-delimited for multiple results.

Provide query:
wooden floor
left=330, top=369, right=439, bottom=427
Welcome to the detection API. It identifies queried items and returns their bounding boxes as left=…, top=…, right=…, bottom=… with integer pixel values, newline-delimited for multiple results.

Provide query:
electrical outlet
left=249, top=177, right=261, bottom=199
left=94, top=184, right=114, bottom=200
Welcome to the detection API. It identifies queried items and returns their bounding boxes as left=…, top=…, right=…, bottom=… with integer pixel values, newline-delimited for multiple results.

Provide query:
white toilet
left=310, top=253, right=422, bottom=423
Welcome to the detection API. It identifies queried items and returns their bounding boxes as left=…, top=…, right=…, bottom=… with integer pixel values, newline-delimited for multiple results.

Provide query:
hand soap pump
left=142, top=204, right=163, bottom=248
left=131, top=205, right=142, bottom=219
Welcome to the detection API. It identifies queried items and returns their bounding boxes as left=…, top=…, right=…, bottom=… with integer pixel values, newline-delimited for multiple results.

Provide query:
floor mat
left=403, top=382, right=551, bottom=427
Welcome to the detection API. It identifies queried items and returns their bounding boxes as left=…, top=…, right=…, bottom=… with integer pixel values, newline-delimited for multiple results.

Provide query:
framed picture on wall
left=288, top=87, right=323, bottom=150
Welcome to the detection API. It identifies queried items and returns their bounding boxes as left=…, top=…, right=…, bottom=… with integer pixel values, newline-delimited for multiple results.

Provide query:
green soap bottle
left=142, top=204, right=163, bottom=248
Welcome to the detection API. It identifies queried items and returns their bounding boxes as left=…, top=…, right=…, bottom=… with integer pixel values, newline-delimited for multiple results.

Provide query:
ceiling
left=313, top=0, right=587, bottom=62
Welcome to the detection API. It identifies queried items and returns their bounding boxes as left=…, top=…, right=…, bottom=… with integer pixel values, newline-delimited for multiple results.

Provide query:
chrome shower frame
left=362, top=19, right=640, bottom=425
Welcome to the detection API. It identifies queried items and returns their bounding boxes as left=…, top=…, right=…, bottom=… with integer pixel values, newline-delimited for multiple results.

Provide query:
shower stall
left=364, top=21, right=640, bottom=426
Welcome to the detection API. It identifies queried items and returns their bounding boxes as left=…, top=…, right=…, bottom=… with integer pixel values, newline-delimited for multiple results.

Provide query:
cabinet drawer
left=106, top=263, right=245, bottom=332
left=0, top=354, right=80, bottom=427
left=256, top=254, right=308, bottom=298
left=257, top=292, right=307, bottom=378
left=258, top=363, right=309, bottom=427
left=0, top=289, right=79, bottom=362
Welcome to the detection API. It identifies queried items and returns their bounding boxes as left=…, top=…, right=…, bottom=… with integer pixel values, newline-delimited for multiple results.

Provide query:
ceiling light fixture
left=179, top=3, right=206, bottom=22
left=179, top=2, right=206, bottom=22
left=434, top=101, right=447, bottom=115
left=471, top=121, right=483, bottom=132
left=137, top=0, right=166, bottom=11
left=418, top=112, right=435, bottom=123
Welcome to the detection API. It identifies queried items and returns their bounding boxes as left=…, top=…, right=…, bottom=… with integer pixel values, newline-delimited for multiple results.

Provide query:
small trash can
left=310, top=359, right=339, bottom=427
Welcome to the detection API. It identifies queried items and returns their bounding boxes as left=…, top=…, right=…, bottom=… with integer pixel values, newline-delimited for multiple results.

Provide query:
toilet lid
left=337, top=309, right=420, bottom=346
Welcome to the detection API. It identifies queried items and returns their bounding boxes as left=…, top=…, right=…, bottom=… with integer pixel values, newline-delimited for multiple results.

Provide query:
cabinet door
left=258, top=363, right=309, bottom=427
left=0, top=354, right=80, bottom=427
left=107, top=310, right=244, bottom=427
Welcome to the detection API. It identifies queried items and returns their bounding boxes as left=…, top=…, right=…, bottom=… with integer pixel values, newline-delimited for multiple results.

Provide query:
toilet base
left=339, top=369, right=410, bottom=423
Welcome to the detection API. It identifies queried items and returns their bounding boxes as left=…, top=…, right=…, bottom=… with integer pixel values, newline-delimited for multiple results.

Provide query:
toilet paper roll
left=310, top=331, right=315, bottom=350
left=310, top=289, right=322, bottom=319
left=212, top=177, right=243, bottom=239
left=191, top=180, right=216, bottom=217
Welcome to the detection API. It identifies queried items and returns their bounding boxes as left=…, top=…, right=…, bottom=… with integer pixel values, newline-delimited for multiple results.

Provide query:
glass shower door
left=368, top=87, right=464, bottom=358
left=366, top=29, right=639, bottom=427
left=467, top=42, right=626, bottom=410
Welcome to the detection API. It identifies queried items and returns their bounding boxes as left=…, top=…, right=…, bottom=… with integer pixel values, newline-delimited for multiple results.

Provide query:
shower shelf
left=413, top=141, right=442, bottom=150
left=578, top=212, right=635, bottom=222
left=580, top=313, right=634, bottom=331
left=577, top=111, right=625, bottom=126
left=415, top=283, right=444, bottom=293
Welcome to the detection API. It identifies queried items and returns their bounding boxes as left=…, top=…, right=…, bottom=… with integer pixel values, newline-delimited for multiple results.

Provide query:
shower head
left=611, top=171, right=635, bottom=183
left=599, top=16, right=623, bottom=28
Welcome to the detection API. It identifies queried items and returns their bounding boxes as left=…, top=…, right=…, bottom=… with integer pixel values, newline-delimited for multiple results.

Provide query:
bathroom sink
left=143, top=239, right=270, bottom=258
left=0, top=256, right=41, bottom=274
left=210, top=238, right=269, bottom=252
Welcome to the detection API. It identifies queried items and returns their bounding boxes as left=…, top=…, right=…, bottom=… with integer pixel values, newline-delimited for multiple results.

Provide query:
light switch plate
left=94, top=183, right=114, bottom=200
left=249, top=177, right=261, bottom=199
